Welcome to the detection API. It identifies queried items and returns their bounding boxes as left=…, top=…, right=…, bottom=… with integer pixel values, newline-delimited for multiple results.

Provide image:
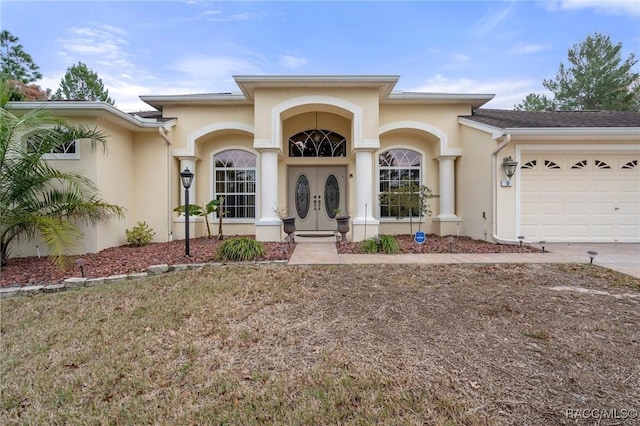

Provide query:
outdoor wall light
left=180, top=167, right=195, bottom=257
left=587, top=250, right=598, bottom=264
left=502, top=156, right=518, bottom=181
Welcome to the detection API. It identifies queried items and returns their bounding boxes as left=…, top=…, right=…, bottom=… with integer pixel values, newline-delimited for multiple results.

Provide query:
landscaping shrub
left=216, top=237, right=264, bottom=261
left=125, top=221, right=155, bottom=247
left=360, top=235, right=399, bottom=254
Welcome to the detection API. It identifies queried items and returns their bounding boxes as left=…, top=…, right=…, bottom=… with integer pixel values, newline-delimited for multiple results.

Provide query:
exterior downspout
left=159, top=124, right=174, bottom=242
left=490, top=132, right=520, bottom=245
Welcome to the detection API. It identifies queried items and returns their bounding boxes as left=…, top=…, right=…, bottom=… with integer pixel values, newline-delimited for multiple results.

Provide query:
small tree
left=378, top=180, right=438, bottom=235
left=52, top=62, right=114, bottom=105
left=174, top=197, right=225, bottom=240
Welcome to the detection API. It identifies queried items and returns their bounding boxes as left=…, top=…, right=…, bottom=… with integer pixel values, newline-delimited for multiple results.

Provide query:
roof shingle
left=462, top=109, right=640, bottom=128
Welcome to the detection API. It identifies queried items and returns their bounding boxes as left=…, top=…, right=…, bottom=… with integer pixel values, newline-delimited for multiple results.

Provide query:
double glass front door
left=288, top=167, right=347, bottom=231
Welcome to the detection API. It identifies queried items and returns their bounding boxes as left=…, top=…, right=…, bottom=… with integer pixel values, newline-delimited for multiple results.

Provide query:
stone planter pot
left=281, top=216, right=296, bottom=243
left=335, top=215, right=350, bottom=243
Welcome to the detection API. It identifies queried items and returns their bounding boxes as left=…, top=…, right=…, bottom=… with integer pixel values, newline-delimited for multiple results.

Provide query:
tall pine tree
left=52, top=62, right=114, bottom=105
left=516, top=32, right=639, bottom=111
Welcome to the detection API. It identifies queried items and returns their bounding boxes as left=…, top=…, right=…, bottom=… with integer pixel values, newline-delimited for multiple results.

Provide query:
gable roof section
left=460, top=109, right=640, bottom=139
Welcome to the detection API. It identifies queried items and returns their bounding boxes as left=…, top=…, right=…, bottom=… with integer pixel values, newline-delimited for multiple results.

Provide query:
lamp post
left=180, top=167, right=194, bottom=257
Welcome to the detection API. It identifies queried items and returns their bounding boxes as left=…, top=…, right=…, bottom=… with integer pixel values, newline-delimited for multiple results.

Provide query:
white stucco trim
left=271, top=95, right=363, bottom=150
left=209, top=146, right=261, bottom=224
left=379, top=121, right=460, bottom=156
left=513, top=143, right=640, bottom=237
left=174, top=122, right=255, bottom=157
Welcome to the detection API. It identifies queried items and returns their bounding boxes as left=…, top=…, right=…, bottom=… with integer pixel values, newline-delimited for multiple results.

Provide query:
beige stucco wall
left=457, top=125, right=495, bottom=241
left=131, top=131, right=171, bottom=242
left=94, top=118, right=136, bottom=250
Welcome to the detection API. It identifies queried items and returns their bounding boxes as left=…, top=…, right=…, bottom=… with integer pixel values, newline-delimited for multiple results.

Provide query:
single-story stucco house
left=9, top=75, right=640, bottom=257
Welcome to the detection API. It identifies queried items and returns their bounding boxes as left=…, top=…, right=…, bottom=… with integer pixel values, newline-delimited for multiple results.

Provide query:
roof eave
left=385, top=92, right=494, bottom=108
left=7, top=101, right=164, bottom=131
left=459, top=117, right=640, bottom=140
left=139, top=93, right=251, bottom=110
left=233, top=75, right=400, bottom=99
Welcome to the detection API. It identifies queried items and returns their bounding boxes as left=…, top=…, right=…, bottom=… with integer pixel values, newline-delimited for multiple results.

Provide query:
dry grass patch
left=1, top=263, right=639, bottom=425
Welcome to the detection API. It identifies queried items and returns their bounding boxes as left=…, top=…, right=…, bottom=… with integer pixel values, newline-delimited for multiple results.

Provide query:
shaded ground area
left=1, top=264, right=638, bottom=424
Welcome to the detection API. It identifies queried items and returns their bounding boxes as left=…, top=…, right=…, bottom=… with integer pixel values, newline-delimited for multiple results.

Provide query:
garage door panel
left=520, top=153, right=639, bottom=242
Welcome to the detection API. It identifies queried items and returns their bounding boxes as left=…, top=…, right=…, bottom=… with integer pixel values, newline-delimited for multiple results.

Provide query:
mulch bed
left=1, top=234, right=537, bottom=288
left=337, top=234, right=540, bottom=254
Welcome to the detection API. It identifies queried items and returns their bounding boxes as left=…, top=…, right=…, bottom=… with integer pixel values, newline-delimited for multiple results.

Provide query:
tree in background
left=52, top=62, right=114, bottom=105
left=0, top=30, right=49, bottom=101
left=515, top=32, right=639, bottom=111
left=0, top=30, right=42, bottom=84
left=0, top=80, right=124, bottom=266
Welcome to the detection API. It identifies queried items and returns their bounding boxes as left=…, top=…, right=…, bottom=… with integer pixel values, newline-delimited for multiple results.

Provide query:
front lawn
left=2, top=264, right=639, bottom=425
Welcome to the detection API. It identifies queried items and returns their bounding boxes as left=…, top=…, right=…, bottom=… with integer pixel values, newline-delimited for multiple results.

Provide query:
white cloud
left=57, top=25, right=134, bottom=69
left=168, top=55, right=263, bottom=84
left=549, top=0, right=640, bottom=17
left=411, top=74, right=540, bottom=109
left=279, top=55, right=307, bottom=69
left=453, top=53, right=471, bottom=63
left=509, top=43, right=549, bottom=55
left=471, top=2, right=517, bottom=36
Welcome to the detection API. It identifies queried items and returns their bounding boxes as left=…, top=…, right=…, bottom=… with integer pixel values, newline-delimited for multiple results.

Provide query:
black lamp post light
left=180, top=167, right=194, bottom=257
left=587, top=250, right=598, bottom=264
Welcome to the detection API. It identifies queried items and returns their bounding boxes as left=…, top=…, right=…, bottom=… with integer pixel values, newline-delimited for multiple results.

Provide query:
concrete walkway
left=288, top=241, right=640, bottom=279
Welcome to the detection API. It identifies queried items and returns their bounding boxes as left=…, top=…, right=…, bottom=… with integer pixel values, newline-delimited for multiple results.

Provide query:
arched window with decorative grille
left=213, top=149, right=257, bottom=219
left=288, top=130, right=346, bottom=157
left=378, top=148, right=422, bottom=218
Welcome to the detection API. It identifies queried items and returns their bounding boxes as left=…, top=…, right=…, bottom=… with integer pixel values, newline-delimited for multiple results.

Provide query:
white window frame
left=375, top=146, right=426, bottom=221
left=210, top=147, right=259, bottom=223
left=42, top=139, right=80, bottom=160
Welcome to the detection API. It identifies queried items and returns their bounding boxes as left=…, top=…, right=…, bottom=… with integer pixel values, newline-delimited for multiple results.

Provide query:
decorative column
left=255, top=148, right=281, bottom=241
left=352, top=148, right=379, bottom=241
left=433, top=155, right=461, bottom=235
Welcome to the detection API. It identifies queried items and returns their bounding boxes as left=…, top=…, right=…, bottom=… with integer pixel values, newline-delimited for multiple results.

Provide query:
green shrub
left=216, top=237, right=264, bottom=261
left=359, top=235, right=399, bottom=254
left=125, top=221, right=155, bottom=247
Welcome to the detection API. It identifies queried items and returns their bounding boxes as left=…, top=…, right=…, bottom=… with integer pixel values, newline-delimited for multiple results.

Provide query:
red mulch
left=1, top=236, right=296, bottom=288
left=1, top=234, right=538, bottom=288
left=337, top=234, right=541, bottom=254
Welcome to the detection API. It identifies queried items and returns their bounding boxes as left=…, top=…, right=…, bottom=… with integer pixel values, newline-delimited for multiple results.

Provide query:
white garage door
left=520, top=154, right=639, bottom=242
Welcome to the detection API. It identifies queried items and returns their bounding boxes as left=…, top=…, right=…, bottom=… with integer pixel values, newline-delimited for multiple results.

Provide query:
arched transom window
left=213, top=149, right=256, bottom=219
left=378, top=148, right=422, bottom=218
left=288, top=130, right=346, bottom=157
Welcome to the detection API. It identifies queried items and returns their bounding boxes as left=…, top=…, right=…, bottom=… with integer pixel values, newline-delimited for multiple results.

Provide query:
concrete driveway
left=544, top=243, right=640, bottom=279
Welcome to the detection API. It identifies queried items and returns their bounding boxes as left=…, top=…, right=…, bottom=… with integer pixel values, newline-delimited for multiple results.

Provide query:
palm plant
left=0, top=80, right=124, bottom=266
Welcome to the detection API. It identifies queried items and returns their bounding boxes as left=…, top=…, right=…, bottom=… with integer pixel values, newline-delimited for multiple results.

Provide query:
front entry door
left=288, top=167, right=347, bottom=231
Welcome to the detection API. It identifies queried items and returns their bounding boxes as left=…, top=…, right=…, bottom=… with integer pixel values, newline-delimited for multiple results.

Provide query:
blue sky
left=2, top=0, right=639, bottom=112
